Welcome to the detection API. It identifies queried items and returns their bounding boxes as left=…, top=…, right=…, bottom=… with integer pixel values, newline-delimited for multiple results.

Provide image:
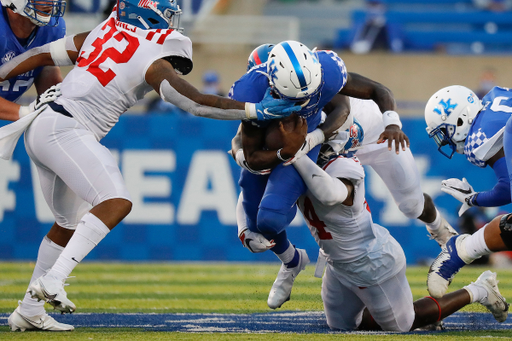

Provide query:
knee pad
left=499, top=214, right=512, bottom=250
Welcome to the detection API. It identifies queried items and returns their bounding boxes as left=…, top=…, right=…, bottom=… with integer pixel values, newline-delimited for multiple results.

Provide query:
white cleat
left=27, top=275, right=76, bottom=314
left=427, top=217, right=458, bottom=248
left=8, top=302, right=74, bottom=332
left=267, top=248, right=310, bottom=309
left=473, top=270, right=509, bottom=323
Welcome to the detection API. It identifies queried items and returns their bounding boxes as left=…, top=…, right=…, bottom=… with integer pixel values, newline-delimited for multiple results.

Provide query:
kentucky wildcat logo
left=433, top=99, right=457, bottom=116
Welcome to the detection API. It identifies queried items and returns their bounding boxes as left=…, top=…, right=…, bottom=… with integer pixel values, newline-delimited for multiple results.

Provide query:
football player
left=229, top=40, right=409, bottom=310
left=239, top=43, right=456, bottom=250
left=0, top=0, right=301, bottom=320
left=239, top=117, right=509, bottom=331
left=425, top=85, right=512, bottom=298
left=0, top=0, right=74, bottom=332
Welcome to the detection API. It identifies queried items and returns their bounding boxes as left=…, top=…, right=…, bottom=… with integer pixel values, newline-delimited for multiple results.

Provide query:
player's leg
left=23, top=112, right=132, bottom=312
left=261, top=145, right=321, bottom=308
left=357, top=146, right=456, bottom=247
left=413, top=270, right=508, bottom=329
left=356, top=265, right=415, bottom=332
left=428, top=213, right=512, bottom=297
left=8, top=163, right=90, bottom=331
left=322, top=264, right=366, bottom=330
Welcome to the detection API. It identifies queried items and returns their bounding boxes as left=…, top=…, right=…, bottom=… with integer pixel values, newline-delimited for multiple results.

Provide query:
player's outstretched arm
left=292, top=155, right=353, bottom=206
left=0, top=33, right=89, bottom=83
left=147, top=59, right=301, bottom=121
left=340, top=72, right=410, bottom=154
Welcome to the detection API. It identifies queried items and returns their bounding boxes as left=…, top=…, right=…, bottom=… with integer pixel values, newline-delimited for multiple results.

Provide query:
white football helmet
left=425, top=85, right=483, bottom=158
left=267, top=41, right=322, bottom=102
left=1, top=0, right=66, bottom=26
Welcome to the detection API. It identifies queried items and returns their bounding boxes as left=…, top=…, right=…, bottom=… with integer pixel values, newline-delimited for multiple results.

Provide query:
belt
left=48, top=102, right=73, bottom=118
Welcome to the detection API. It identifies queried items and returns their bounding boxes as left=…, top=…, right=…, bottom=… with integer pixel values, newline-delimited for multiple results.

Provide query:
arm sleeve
left=159, top=80, right=248, bottom=120
left=474, top=157, right=511, bottom=207
left=293, top=156, right=348, bottom=206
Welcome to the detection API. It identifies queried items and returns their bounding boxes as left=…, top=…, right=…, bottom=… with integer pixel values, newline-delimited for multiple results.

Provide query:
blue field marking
left=0, top=311, right=510, bottom=333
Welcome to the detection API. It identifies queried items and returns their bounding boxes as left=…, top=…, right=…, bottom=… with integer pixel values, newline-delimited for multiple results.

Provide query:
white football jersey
left=56, top=13, right=192, bottom=140
left=297, top=156, right=405, bottom=287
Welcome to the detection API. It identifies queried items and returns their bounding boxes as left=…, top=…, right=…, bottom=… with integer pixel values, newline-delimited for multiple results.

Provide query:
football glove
left=233, top=149, right=271, bottom=175
left=247, top=88, right=302, bottom=121
left=441, top=177, right=476, bottom=216
left=20, top=83, right=62, bottom=118
left=239, top=228, right=275, bottom=253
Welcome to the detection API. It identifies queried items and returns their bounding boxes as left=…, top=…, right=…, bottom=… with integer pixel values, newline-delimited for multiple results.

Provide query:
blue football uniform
left=464, top=86, right=512, bottom=207
left=229, top=50, right=348, bottom=250
left=0, top=7, right=66, bottom=103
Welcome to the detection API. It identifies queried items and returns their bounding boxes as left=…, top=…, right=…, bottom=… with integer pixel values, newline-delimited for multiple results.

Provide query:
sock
left=20, top=236, right=64, bottom=317
left=49, top=213, right=110, bottom=281
left=275, top=242, right=296, bottom=266
left=464, top=283, right=488, bottom=303
left=285, top=249, right=300, bottom=268
left=464, top=225, right=491, bottom=260
left=425, top=209, right=442, bottom=231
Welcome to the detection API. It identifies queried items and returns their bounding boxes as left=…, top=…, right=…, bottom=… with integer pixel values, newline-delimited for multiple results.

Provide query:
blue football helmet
left=117, top=0, right=182, bottom=31
left=247, top=44, right=274, bottom=71
left=1, top=0, right=66, bottom=26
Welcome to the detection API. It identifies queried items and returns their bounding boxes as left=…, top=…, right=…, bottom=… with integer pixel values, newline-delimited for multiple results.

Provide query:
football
left=265, top=115, right=297, bottom=150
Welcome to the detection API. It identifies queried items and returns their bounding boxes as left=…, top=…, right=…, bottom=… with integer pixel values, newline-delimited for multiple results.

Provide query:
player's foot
left=267, top=248, right=310, bottom=309
left=473, top=270, right=509, bottom=323
left=27, top=275, right=76, bottom=314
left=427, top=217, right=458, bottom=248
left=8, top=302, right=74, bottom=331
left=427, top=234, right=472, bottom=298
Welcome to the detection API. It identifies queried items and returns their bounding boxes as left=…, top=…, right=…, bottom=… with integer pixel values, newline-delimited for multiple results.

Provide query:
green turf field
left=1, top=262, right=512, bottom=340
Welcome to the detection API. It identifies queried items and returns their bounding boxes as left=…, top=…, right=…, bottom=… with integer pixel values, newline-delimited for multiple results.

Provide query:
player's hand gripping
left=231, top=149, right=271, bottom=175
left=20, top=83, right=62, bottom=118
left=250, top=88, right=302, bottom=121
left=239, top=228, right=276, bottom=253
left=283, top=128, right=325, bottom=166
left=377, top=124, right=410, bottom=154
left=441, top=177, right=476, bottom=216
left=278, top=115, right=308, bottom=163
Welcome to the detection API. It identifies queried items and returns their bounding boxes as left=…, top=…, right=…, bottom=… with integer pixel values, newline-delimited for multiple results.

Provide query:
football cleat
left=267, top=248, right=310, bottom=309
left=427, top=234, right=472, bottom=298
left=27, top=275, right=76, bottom=314
left=427, top=217, right=458, bottom=248
left=473, top=270, right=509, bottom=322
left=8, top=302, right=74, bottom=331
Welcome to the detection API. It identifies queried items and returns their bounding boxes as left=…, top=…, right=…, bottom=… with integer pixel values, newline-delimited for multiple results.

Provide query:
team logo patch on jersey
left=433, top=99, right=457, bottom=116
left=2, top=51, right=16, bottom=64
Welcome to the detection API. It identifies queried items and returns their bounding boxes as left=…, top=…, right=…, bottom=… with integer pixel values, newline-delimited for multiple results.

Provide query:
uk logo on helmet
left=434, top=99, right=457, bottom=116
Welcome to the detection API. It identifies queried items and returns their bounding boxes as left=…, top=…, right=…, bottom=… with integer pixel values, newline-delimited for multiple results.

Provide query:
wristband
left=466, top=193, right=478, bottom=206
left=245, top=102, right=256, bottom=119
left=277, top=148, right=292, bottom=162
left=382, top=110, right=402, bottom=129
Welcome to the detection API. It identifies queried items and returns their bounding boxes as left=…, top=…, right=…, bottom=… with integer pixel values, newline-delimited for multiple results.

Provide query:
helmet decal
left=281, top=42, right=307, bottom=89
left=433, top=99, right=457, bottom=116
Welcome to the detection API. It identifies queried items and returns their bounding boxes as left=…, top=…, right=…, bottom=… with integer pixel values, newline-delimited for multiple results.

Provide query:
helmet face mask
left=117, top=0, right=182, bottom=31
left=424, top=85, right=482, bottom=159
left=2, top=0, right=66, bottom=26
left=266, top=40, right=322, bottom=102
